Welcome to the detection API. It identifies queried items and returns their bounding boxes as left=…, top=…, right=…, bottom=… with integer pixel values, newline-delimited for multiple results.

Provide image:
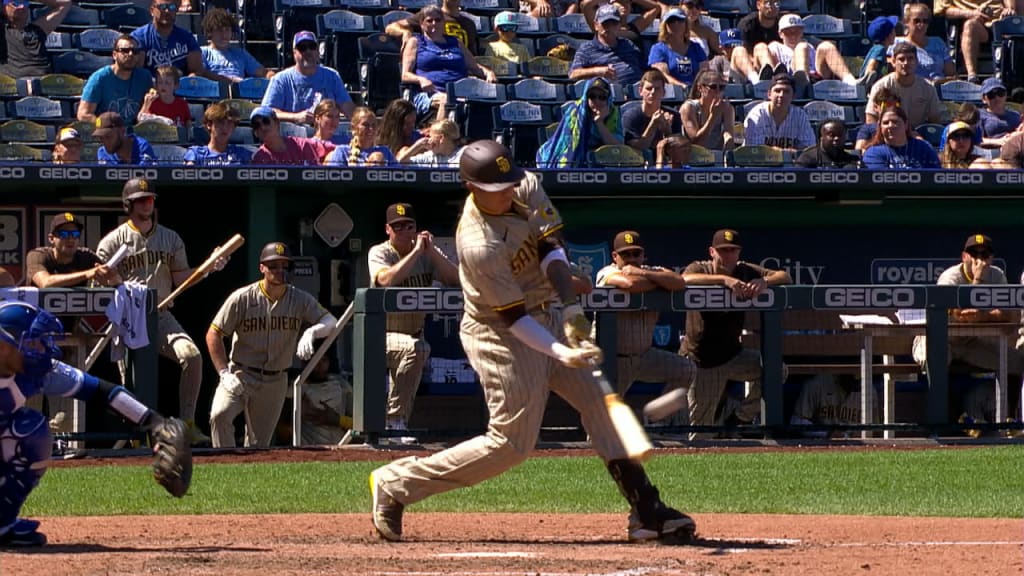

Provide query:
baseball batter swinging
left=97, top=178, right=226, bottom=445
left=206, top=242, right=336, bottom=447
left=369, top=140, right=696, bottom=544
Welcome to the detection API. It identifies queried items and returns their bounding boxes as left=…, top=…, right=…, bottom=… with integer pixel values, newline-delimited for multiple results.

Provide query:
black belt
left=236, top=363, right=285, bottom=376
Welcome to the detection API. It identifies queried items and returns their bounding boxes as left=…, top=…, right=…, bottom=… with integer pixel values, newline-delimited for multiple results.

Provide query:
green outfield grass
left=24, top=446, right=1024, bottom=518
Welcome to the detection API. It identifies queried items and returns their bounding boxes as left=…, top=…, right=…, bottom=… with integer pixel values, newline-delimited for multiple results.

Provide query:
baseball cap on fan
left=777, top=13, right=804, bottom=31
left=712, top=228, right=741, bottom=249
left=92, top=111, right=125, bottom=136
left=293, top=30, right=317, bottom=48
left=386, top=203, right=416, bottom=225
left=50, top=212, right=84, bottom=234
left=596, top=4, right=621, bottom=24
left=613, top=230, right=643, bottom=252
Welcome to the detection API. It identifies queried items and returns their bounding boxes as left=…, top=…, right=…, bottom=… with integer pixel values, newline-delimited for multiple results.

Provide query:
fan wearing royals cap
left=680, top=229, right=791, bottom=440
left=367, top=203, right=459, bottom=442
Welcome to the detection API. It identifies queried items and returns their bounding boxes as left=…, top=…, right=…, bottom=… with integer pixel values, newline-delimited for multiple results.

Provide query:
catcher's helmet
left=259, top=242, right=293, bottom=264
left=0, top=302, right=63, bottom=377
left=459, top=139, right=526, bottom=192
left=122, top=178, right=157, bottom=211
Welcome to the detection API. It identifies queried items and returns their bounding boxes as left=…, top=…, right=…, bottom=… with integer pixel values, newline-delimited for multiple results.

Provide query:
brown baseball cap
left=386, top=202, right=416, bottom=225
left=964, top=233, right=993, bottom=252
left=92, top=111, right=125, bottom=136
left=459, top=139, right=526, bottom=192
left=712, top=229, right=741, bottom=249
left=50, top=212, right=83, bottom=234
left=613, top=230, right=643, bottom=252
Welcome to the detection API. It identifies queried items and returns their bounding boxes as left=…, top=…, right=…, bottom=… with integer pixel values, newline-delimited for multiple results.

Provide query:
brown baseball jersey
left=210, top=281, right=329, bottom=373
left=681, top=260, right=770, bottom=369
left=596, top=263, right=660, bottom=356
left=96, top=222, right=189, bottom=302
left=368, top=241, right=439, bottom=335
left=24, top=247, right=103, bottom=287
left=793, top=376, right=876, bottom=425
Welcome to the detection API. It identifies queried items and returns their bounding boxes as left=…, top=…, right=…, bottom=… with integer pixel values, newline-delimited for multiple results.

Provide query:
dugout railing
left=350, top=285, right=1024, bottom=442
left=0, top=287, right=160, bottom=444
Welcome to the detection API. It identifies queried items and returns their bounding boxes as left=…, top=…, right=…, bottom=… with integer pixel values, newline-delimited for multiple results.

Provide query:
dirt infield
left=2, top=444, right=1020, bottom=576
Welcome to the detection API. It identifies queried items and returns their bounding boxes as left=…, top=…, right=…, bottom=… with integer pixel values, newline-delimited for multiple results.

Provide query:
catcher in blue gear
left=0, top=301, right=191, bottom=548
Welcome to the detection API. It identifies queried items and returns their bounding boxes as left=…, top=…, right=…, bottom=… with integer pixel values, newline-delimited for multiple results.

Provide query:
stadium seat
left=222, top=98, right=257, bottom=121
left=740, top=99, right=764, bottom=119
left=358, top=34, right=401, bottom=114
left=993, top=16, right=1024, bottom=91
left=318, top=10, right=377, bottom=89
left=102, top=4, right=151, bottom=31
left=176, top=76, right=228, bottom=102
left=915, top=123, right=944, bottom=148
left=508, top=78, right=564, bottom=102
left=732, top=121, right=744, bottom=146
left=446, top=77, right=507, bottom=141
left=45, top=32, right=74, bottom=53
left=337, top=0, right=391, bottom=15
left=590, top=144, right=646, bottom=167
left=0, top=143, right=47, bottom=162
left=76, top=28, right=121, bottom=53
left=231, top=77, right=271, bottom=101
left=838, top=36, right=873, bottom=57
left=152, top=144, right=188, bottom=163
left=398, top=0, right=434, bottom=10
left=938, top=80, right=983, bottom=104
left=802, top=14, right=855, bottom=39
left=569, top=79, right=625, bottom=103
left=777, top=0, right=808, bottom=13
left=688, top=144, right=721, bottom=167
left=507, top=12, right=547, bottom=37
left=278, top=121, right=307, bottom=138
left=52, top=50, right=109, bottom=77
left=803, top=100, right=855, bottom=124
left=378, top=10, right=412, bottom=31
left=36, top=74, right=85, bottom=99
left=0, top=74, right=28, bottom=101
left=492, top=100, right=554, bottom=167
left=625, top=81, right=686, bottom=104
left=536, top=34, right=579, bottom=57
left=69, top=119, right=95, bottom=141
left=133, top=120, right=184, bottom=143
left=0, top=120, right=54, bottom=144
left=81, top=142, right=99, bottom=161
left=8, top=96, right=69, bottom=121
left=723, top=82, right=749, bottom=102
left=700, top=14, right=723, bottom=33
left=704, top=0, right=753, bottom=19
left=728, top=144, right=785, bottom=167
left=627, top=14, right=659, bottom=37
left=811, top=79, right=867, bottom=104
left=42, top=5, right=101, bottom=31
left=553, top=14, right=591, bottom=37
left=461, top=0, right=514, bottom=15
left=475, top=56, right=519, bottom=81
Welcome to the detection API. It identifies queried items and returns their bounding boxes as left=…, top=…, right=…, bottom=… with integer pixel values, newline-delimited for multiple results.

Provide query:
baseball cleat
left=369, top=470, right=404, bottom=542
left=185, top=419, right=212, bottom=447
left=627, top=504, right=697, bottom=544
left=0, top=524, right=47, bottom=548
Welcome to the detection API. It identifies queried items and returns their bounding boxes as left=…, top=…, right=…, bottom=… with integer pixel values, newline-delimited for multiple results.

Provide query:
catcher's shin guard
left=0, top=408, right=51, bottom=534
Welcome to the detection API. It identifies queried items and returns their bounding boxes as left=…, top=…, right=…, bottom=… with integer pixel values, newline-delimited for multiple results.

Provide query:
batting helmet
left=459, top=139, right=526, bottom=192
left=259, top=242, right=293, bottom=264
left=0, top=302, right=64, bottom=377
left=122, top=178, right=157, bottom=211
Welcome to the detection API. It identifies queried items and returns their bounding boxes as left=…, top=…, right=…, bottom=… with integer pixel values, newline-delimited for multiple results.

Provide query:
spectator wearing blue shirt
left=77, top=34, right=153, bottom=123
left=184, top=101, right=253, bottom=166
left=569, top=4, right=644, bottom=85
left=890, top=3, right=954, bottom=83
left=93, top=111, right=159, bottom=165
left=862, top=106, right=940, bottom=169
left=648, top=9, right=706, bottom=87
left=979, top=77, right=1022, bottom=147
left=131, top=0, right=229, bottom=82
left=262, top=30, right=355, bottom=126
left=861, top=16, right=897, bottom=88
left=200, top=8, right=272, bottom=83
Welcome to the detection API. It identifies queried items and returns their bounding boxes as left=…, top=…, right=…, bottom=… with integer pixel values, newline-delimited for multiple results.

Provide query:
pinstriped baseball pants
left=376, top=309, right=631, bottom=506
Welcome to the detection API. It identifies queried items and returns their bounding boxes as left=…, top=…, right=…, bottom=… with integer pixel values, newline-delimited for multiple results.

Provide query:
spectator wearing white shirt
left=766, top=14, right=858, bottom=88
left=400, top=119, right=465, bottom=166
left=742, top=73, right=815, bottom=152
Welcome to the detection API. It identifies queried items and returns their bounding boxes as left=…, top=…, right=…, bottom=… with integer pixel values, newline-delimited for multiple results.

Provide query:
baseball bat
left=291, top=302, right=355, bottom=447
left=158, top=233, right=245, bottom=310
left=591, top=359, right=652, bottom=462
left=642, top=388, right=687, bottom=423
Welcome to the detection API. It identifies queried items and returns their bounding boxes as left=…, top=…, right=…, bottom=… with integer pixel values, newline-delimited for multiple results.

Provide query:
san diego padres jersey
left=367, top=240, right=438, bottom=335
left=595, top=264, right=660, bottom=356
left=457, top=196, right=554, bottom=325
left=210, top=281, right=329, bottom=372
left=514, top=170, right=563, bottom=241
left=97, top=222, right=188, bottom=303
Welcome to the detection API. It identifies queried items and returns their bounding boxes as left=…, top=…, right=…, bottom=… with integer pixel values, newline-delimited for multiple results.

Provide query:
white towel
left=106, top=282, right=151, bottom=357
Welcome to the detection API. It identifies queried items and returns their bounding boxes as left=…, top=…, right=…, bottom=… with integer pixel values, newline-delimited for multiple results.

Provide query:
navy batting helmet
left=122, top=178, right=157, bottom=211
left=259, top=242, right=293, bottom=264
left=0, top=302, right=64, bottom=377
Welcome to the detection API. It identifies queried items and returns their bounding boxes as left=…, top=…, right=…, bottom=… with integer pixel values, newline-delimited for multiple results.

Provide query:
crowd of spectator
left=0, top=0, right=1023, bottom=168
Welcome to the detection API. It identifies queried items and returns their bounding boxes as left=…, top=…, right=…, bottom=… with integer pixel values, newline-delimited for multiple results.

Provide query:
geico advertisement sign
left=673, top=288, right=778, bottom=310
left=959, top=286, right=1024, bottom=308
left=812, top=286, right=926, bottom=308
left=41, top=290, right=114, bottom=314
left=581, top=289, right=636, bottom=310
left=390, top=289, right=464, bottom=312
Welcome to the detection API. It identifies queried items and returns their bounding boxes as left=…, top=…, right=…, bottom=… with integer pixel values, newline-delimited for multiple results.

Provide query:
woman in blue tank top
left=401, top=5, right=496, bottom=122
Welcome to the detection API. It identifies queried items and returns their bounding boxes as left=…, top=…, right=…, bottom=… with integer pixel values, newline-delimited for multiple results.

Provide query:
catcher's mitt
left=149, top=416, right=193, bottom=498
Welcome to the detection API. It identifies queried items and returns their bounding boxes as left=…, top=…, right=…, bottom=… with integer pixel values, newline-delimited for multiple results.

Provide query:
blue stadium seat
left=231, top=77, right=271, bottom=101
left=492, top=100, right=554, bottom=167
left=446, top=77, right=507, bottom=141
left=102, top=4, right=151, bottom=31
left=777, top=0, right=808, bottom=13
left=152, top=144, right=188, bottom=163
left=569, top=79, right=625, bottom=103
left=188, top=103, right=205, bottom=124
left=76, top=28, right=121, bottom=53
left=536, top=33, right=579, bottom=57
left=461, top=0, right=513, bottom=14
left=915, top=123, right=944, bottom=148
left=279, top=120, right=307, bottom=138
left=838, top=36, right=872, bottom=57
left=704, top=0, right=753, bottom=20
left=176, top=76, right=229, bottom=101
left=52, top=50, right=109, bottom=77
left=41, top=5, right=102, bottom=31
left=378, top=10, right=412, bottom=30
left=461, top=13, right=490, bottom=35
left=626, top=81, right=686, bottom=104
left=993, top=16, right=1024, bottom=90
left=811, top=79, right=867, bottom=104
left=7, top=97, right=70, bottom=122
left=508, top=13, right=547, bottom=37
left=938, top=80, right=983, bottom=104
left=316, top=9, right=375, bottom=36
left=699, top=14, right=723, bottom=33
left=803, top=100, right=855, bottom=125
left=358, top=34, right=401, bottom=113
left=475, top=56, right=520, bottom=81
left=395, top=0, right=433, bottom=10
left=553, top=14, right=591, bottom=38
left=508, top=78, right=565, bottom=103
left=318, top=10, right=377, bottom=88
left=45, top=32, right=74, bottom=53
left=338, top=0, right=391, bottom=15
left=802, top=14, right=855, bottom=40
